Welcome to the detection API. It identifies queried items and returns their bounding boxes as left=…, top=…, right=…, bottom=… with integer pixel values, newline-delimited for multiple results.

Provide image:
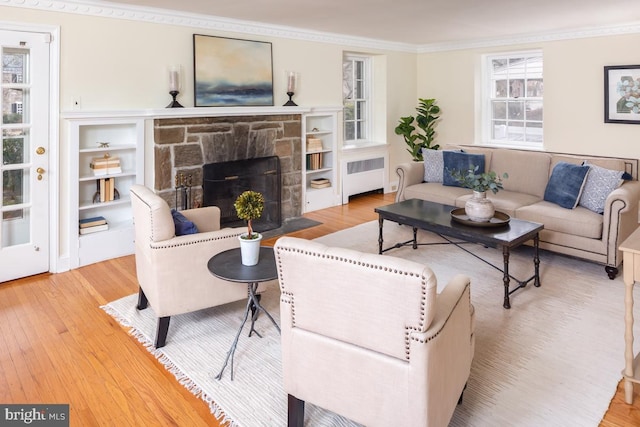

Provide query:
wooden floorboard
left=0, top=191, right=637, bottom=426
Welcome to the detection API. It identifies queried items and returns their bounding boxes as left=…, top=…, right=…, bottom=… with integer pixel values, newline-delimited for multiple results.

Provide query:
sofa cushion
left=456, top=190, right=541, bottom=217
left=171, top=209, right=199, bottom=236
left=422, top=148, right=461, bottom=183
left=405, top=182, right=470, bottom=207
left=442, top=151, right=485, bottom=187
left=490, top=149, right=551, bottom=198
left=516, top=201, right=603, bottom=239
left=543, top=162, right=590, bottom=209
left=578, top=162, right=625, bottom=214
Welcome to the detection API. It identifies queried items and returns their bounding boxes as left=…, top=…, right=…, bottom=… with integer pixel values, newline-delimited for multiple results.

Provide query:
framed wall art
left=193, top=34, right=274, bottom=107
left=604, top=65, right=640, bottom=124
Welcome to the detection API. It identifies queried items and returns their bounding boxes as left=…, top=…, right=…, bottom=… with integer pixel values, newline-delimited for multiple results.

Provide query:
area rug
left=102, top=220, right=638, bottom=426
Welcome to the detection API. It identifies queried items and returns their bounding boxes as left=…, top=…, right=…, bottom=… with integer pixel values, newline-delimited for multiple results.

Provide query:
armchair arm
left=603, top=180, right=640, bottom=267
left=180, top=206, right=222, bottom=232
left=396, top=161, right=425, bottom=202
left=408, top=274, right=473, bottom=426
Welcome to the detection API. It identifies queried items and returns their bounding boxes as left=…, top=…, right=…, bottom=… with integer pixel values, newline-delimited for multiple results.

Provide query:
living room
left=2, top=0, right=640, bottom=425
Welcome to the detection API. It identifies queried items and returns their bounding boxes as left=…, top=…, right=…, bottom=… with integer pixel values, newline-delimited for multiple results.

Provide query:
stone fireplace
left=152, top=114, right=303, bottom=222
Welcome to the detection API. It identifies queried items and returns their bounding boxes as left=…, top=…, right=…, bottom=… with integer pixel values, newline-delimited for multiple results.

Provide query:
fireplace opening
left=202, top=156, right=282, bottom=232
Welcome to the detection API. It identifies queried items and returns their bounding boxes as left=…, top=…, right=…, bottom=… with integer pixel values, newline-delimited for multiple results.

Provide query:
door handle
left=36, top=167, right=45, bottom=180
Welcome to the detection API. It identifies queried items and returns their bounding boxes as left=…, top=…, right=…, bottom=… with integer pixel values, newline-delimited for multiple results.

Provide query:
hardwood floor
left=0, top=191, right=638, bottom=426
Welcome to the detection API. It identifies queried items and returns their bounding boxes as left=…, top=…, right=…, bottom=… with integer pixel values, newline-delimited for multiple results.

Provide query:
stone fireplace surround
left=153, top=112, right=303, bottom=222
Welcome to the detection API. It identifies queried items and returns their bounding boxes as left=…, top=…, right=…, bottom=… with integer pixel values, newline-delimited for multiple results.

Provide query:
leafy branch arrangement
left=448, top=166, right=508, bottom=194
left=234, top=190, right=264, bottom=239
left=394, top=98, right=441, bottom=161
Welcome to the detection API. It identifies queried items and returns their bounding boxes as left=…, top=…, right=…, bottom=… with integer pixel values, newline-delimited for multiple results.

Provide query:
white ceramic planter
left=239, top=233, right=263, bottom=266
left=465, top=191, right=495, bottom=222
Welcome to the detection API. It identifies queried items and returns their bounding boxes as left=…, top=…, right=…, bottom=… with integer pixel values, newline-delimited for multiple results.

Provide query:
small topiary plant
left=234, top=190, right=265, bottom=239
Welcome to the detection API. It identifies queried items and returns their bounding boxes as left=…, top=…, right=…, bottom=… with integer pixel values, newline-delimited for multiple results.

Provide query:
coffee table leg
left=413, top=227, right=418, bottom=249
left=534, top=234, right=541, bottom=287
left=378, top=216, right=384, bottom=254
left=503, top=246, right=511, bottom=309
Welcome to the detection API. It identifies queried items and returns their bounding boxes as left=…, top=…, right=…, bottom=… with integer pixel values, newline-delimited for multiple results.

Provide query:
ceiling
left=99, top=0, right=640, bottom=46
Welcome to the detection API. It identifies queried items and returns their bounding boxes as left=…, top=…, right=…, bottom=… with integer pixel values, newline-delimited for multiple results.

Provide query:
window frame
left=342, top=53, right=372, bottom=146
left=482, top=50, right=543, bottom=149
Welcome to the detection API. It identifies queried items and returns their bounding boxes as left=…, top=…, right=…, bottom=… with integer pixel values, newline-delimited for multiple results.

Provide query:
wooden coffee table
left=375, top=199, right=544, bottom=309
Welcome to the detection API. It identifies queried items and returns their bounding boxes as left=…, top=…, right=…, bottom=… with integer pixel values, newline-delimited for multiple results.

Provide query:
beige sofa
left=274, top=236, right=475, bottom=427
left=396, top=145, right=640, bottom=279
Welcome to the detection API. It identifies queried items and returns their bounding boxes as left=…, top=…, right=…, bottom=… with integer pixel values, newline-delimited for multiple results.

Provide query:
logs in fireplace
left=202, top=156, right=282, bottom=232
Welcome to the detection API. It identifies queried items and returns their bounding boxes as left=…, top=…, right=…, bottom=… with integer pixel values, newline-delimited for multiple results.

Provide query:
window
left=485, top=51, right=543, bottom=147
left=343, top=54, right=371, bottom=144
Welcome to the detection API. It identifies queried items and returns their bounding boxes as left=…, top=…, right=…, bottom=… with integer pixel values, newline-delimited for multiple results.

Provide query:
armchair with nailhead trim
left=130, top=184, right=270, bottom=348
left=274, top=236, right=475, bottom=427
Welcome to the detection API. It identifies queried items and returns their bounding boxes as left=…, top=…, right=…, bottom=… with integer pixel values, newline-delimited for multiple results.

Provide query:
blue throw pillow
left=543, top=162, right=590, bottom=209
left=171, top=209, right=199, bottom=236
left=443, top=151, right=486, bottom=187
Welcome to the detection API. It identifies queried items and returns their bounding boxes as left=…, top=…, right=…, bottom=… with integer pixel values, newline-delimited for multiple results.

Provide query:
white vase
left=239, top=233, right=263, bottom=266
left=465, top=191, right=495, bottom=222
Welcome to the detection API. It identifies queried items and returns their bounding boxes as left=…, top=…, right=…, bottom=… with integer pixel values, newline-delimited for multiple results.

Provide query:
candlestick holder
left=283, top=91, right=297, bottom=106
left=167, top=90, right=184, bottom=108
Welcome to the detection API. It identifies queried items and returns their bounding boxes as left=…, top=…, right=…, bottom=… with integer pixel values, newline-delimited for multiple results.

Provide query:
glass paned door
left=0, top=30, right=50, bottom=282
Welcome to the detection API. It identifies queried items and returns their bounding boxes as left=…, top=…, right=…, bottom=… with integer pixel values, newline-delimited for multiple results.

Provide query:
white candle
left=287, top=72, right=296, bottom=93
left=169, top=67, right=180, bottom=91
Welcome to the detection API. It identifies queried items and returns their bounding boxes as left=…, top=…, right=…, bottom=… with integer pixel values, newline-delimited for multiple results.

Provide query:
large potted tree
left=394, top=98, right=441, bottom=161
left=234, top=190, right=265, bottom=266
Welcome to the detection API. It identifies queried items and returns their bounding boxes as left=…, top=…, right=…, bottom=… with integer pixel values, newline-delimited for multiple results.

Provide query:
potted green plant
left=234, top=190, right=265, bottom=265
left=449, top=166, right=508, bottom=222
left=394, top=98, right=441, bottom=161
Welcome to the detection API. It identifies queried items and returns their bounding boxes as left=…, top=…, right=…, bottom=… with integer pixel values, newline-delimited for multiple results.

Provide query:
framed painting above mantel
left=604, top=65, right=640, bottom=124
left=193, top=34, right=274, bottom=107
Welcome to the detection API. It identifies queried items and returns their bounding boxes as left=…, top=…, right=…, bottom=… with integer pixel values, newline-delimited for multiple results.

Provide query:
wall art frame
left=193, top=34, right=274, bottom=107
left=604, top=65, right=640, bottom=124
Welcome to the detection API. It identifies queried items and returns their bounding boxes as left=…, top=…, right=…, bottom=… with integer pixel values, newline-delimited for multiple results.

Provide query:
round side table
left=207, top=246, right=280, bottom=380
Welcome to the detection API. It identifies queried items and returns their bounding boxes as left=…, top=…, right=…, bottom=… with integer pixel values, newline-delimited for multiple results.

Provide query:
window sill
left=342, top=140, right=388, bottom=151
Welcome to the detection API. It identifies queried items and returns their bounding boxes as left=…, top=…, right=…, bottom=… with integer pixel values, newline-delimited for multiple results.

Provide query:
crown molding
left=3, top=0, right=640, bottom=54
left=0, top=0, right=418, bottom=53
left=418, top=22, right=640, bottom=53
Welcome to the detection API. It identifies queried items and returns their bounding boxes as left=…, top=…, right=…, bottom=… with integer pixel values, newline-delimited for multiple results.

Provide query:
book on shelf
left=306, top=137, right=323, bottom=152
left=310, top=178, right=331, bottom=189
left=79, top=223, right=109, bottom=235
left=79, top=216, right=107, bottom=228
left=96, top=178, right=116, bottom=202
left=90, top=155, right=122, bottom=176
left=306, top=152, right=324, bottom=170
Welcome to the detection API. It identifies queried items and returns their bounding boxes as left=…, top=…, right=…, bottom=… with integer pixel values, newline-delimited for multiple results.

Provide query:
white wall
left=417, top=33, right=640, bottom=159
left=0, top=4, right=418, bottom=264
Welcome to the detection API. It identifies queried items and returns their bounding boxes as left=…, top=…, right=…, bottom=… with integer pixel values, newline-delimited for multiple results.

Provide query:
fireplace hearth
left=202, top=156, right=282, bottom=232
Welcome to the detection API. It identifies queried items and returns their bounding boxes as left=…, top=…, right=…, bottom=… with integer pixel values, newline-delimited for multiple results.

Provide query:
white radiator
left=342, top=156, right=386, bottom=204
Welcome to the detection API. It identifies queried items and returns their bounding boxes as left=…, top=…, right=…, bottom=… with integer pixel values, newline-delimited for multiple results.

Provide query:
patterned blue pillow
left=422, top=148, right=462, bottom=183
left=171, top=209, right=199, bottom=236
left=578, top=162, right=624, bottom=214
left=543, top=162, right=590, bottom=209
left=443, top=151, right=486, bottom=187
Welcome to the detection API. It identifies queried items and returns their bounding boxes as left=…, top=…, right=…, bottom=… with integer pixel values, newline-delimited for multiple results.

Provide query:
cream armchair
left=130, top=184, right=253, bottom=348
left=274, top=236, right=475, bottom=427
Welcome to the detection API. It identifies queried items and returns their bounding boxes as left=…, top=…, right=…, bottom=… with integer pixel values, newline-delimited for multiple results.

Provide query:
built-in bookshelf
left=67, top=115, right=144, bottom=268
left=302, top=108, right=341, bottom=212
